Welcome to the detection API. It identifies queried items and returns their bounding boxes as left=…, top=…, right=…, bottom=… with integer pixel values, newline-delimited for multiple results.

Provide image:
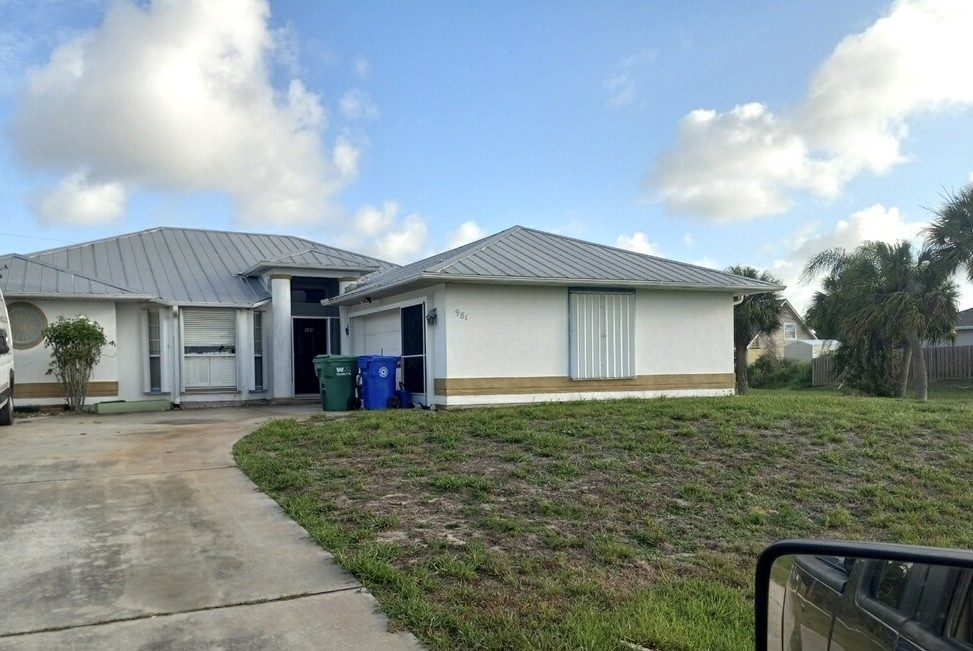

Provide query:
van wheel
left=0, top=397, right=12, bottom=426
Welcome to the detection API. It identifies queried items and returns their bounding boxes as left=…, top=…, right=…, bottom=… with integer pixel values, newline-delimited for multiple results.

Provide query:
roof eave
left=327, top=272, right=784, bottom=304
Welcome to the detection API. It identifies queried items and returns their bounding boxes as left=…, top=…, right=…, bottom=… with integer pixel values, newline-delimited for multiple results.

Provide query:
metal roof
left=957, top=307, right=973, bottom=329
left=1, top=227, right=393, bottom=306
left=0, top=254, right=149, bottom=299
left=330, top=225, right=784, bottom=303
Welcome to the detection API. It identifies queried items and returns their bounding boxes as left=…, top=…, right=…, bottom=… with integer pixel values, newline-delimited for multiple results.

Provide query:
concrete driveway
left=0, top=406, right=420, bottom=650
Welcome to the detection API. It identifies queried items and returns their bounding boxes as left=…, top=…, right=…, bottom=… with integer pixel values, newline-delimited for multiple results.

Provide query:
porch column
left=270, top=274, right=293, bottom=399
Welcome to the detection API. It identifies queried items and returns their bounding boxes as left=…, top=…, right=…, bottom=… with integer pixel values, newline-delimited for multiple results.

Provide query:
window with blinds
left=569, top=290, right=635, bottom=380
left=253, top=311, right=264, bottom=391
left=147, top=310, right=161, bottom=393
left=183, top=309, right=237, bottom=388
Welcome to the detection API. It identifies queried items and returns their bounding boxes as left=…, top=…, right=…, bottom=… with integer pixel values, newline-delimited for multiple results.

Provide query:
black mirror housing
left=756, top=539, right=973, bottom=651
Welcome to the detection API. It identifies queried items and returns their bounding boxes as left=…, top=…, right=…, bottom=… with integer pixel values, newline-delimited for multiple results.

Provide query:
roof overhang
left=326, top=273, right=785, bottom=306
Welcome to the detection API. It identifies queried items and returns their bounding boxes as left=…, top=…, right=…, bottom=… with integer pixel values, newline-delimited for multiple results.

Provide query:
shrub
left=748, top=356, right=812, bottom=389
left=43, top=315, right=114, bottom=412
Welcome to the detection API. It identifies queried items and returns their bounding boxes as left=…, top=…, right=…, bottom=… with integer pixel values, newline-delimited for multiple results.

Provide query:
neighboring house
left=328, top=225, right=782, bottom=408
left=783, top=339, right=840, bottom=362
left=928, top=306, right=973, bottom=347
left=0, top=228, right=391, bottom=407
left=746, top=299, right=814, bottom=365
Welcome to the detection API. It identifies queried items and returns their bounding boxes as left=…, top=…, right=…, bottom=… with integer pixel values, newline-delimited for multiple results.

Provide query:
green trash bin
left=313, top=355, right=358, bottom=411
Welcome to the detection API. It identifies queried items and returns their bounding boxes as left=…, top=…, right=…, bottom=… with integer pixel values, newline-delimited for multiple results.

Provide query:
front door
left=293, top=318, right=330, bottom=395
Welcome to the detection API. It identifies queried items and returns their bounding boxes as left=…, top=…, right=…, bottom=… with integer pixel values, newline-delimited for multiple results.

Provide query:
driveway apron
left=0, top=406, right=420, bottom=650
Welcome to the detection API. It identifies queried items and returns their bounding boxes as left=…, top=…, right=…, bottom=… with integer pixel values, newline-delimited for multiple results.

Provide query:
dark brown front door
left=293, top=318, right=329, bottom=395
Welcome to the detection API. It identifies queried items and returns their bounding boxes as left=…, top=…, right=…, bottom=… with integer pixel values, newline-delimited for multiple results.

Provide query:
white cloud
left=649, top=0, right=973, bottom=220
left=615, top=232, right=661, bottom=256
left=341, top=201, right=430, bottom=264
left=30, top=171, right=126, bottom=224
left=780, top=203, right=928, bottom=313
left=447, top=221, right=486, bottom=248
left=353, top=56, right=369, bottom=79
left=682, top=233, right=695, bottom=246
left=339, top=88, right=380, bottom=120
left=605, top=49, right=655, bottom=108
left=791, top=203, right=925, bottom=260
left=10, top=0, right=356, bottom=226
left=692, top=256, right=719, bottom=270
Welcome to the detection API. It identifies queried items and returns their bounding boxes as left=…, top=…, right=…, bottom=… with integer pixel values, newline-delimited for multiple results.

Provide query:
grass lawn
left=234, top=392, right=973, bottom=650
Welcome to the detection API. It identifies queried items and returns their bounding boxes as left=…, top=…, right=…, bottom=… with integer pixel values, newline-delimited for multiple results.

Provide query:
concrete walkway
left=0, top=406, right=421, bottom=650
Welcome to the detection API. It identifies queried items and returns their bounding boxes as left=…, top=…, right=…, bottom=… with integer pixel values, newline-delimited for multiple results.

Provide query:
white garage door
left=353, top=310, right=401, bottom=356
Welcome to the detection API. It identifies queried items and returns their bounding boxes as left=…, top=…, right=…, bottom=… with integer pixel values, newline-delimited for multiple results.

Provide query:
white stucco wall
left=12, top=299, right=119, bottom=405
left=443, top=284, right=568, bottom=378
left=636, top=290, right=733, bottom=375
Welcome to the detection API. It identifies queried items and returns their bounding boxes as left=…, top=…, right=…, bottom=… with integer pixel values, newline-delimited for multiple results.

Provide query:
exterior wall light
left=426, top=308, right=438, bottom=325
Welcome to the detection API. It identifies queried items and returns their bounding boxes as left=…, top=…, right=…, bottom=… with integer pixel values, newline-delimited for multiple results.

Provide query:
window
left=147, top=310, right=162, bottom=393
left=869, top=561, right=913, bottom=610
left=784, top=323, right=797, bottom=339
left=183, top=309, right=236, bottom=389
left=8, top=302, right=47, bottom=349
left=253, top=312, right=264, bottom=391
left=569, top=290, right=635, bottom=380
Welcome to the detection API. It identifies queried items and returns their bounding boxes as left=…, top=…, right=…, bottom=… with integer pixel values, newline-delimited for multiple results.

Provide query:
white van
left=0, top=286, right=14, bottom=425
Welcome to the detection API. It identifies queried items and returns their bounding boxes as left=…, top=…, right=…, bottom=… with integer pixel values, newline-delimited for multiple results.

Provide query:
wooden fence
left=812, top=345, right=973, bottom=386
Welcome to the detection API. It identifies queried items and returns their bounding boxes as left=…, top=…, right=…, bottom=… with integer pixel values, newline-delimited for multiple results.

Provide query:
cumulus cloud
left=649, top=0, right=973, bottom=220
left=604, top=49, right=655, bottom=108
left=10, top=0, right=357, bottom=226
left=353, top=56, right=369, bottom=79
left=341, top=201, right=430, bottom=264
left=778, top=203, right=928, bottom=313
left=447, top=221, right=486, bottom=249
left=339, top=88, right=380, bottom=120
left=30, top=171, right=126, bottom=224
left=615, top=232, right=661, bottom=256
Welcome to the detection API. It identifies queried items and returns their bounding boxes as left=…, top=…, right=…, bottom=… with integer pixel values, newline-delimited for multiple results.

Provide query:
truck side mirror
left=756, top=539, right=973, bottom=651
left=0, top=328, right=9, bottom=355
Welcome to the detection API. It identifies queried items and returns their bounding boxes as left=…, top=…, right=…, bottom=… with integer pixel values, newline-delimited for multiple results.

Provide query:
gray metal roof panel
left=337, top=226, right=783, bottom=302
left=15, top=227, right=393, bottom=305
left=0, top=254, right=144, bottom=298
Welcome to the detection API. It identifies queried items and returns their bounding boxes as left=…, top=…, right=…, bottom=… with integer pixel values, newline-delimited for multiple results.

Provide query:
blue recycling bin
left=357, top=355, right=399, bottom=410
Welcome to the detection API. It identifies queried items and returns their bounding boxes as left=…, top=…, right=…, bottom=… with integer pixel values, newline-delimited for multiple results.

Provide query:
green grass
left=234, top=393, right=973, bottom=650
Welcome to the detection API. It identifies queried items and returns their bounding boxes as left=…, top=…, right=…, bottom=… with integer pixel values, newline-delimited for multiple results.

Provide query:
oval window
left=8, top=302, right=48, bottom=349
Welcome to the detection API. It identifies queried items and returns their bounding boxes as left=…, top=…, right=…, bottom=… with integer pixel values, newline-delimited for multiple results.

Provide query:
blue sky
left=1, top=0, right=972, bottom=311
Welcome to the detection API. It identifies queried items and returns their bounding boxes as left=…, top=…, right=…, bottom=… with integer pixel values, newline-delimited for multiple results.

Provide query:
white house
left=0, top=228, right=391, bottom=407
left=329, top=226, right=782, bottom=408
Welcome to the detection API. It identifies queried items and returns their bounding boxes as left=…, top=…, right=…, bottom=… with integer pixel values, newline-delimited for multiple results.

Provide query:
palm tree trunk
left=735, top=344, right=749, bottom=395
left=908, top=331, right=928, bottom=401
left=896, top=341, right=912, bottom=399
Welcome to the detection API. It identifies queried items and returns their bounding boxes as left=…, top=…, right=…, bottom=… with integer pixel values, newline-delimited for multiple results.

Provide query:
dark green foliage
left=802, top=240, right=958, bottom=400
left=748, top=356, right=812, bottom=389
left=726, top=265, right=784, bottom=395
left=43, top=315, right=114, bottom=412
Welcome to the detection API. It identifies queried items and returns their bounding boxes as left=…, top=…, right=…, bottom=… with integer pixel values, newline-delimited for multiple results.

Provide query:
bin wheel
left=387, top=395, right=401, bottom=409
left=348, top=396, right=362, bottom=410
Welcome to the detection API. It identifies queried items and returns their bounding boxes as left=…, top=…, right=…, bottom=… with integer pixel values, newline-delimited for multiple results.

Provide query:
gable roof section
left=957, top=307, right=973, bottom=330
left=330, top=225, right=783, bottom=303
left=4, top=227, right=392, bottom=307
left=0, top=254, right=149, bottom=299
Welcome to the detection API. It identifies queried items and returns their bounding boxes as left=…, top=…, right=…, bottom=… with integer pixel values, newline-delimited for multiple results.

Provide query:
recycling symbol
left=379, top=367, right=389, bottom=378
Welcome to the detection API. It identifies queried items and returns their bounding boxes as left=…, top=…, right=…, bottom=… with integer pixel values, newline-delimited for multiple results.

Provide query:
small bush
left=748, top=356, right=812, bottom=389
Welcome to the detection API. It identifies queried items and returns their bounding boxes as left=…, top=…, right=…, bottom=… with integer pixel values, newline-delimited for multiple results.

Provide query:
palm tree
left=801, top=241, right=957, bottom=400
left=925, top=183, right=973, bottom=280
left=727, top=266, right=784, bottom=395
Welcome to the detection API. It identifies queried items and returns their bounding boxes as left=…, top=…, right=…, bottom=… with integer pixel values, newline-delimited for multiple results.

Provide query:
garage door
left=353, top=310, right=401, bottom=356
